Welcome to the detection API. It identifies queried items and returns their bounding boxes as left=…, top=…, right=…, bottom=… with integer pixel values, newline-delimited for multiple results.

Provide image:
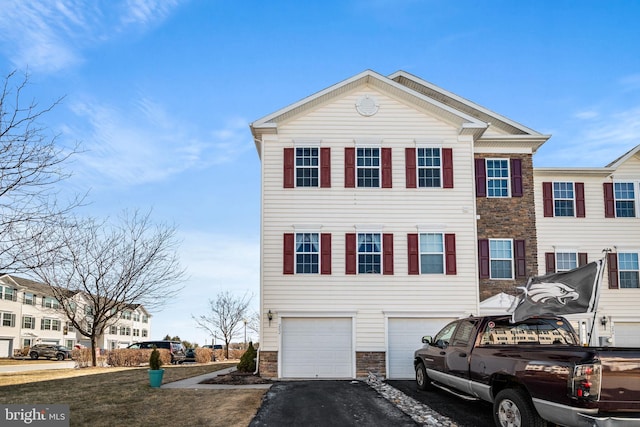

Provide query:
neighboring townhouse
left=250, top=69, right=549, bottom=379
left=535, top=145, right=640, bottom=347
left=0, top=274, right=151, bottom=357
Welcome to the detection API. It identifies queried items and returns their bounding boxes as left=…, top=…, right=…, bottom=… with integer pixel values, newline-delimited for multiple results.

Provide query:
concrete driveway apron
left=249, top=380, right=417, bottom=427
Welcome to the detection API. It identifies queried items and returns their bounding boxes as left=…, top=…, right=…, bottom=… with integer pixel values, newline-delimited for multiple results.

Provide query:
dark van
left=127, top=340, right=186, bottom=364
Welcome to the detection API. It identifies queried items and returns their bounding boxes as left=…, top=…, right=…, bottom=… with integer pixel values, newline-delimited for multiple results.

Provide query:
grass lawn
left=0, top=362, right=267, bottom=427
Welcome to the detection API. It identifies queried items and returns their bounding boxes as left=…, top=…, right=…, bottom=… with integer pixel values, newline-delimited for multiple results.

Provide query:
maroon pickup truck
left=414, top=315, right=640, bottom=427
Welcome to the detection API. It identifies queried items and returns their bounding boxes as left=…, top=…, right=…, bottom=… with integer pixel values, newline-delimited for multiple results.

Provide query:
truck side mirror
left=422, top=336, right=432, bottom=344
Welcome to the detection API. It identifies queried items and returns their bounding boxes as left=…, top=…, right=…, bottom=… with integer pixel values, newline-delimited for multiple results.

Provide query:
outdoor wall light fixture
left=601, top=315, right=608, bottom=328
left=267, top=310, right=273, bottom=322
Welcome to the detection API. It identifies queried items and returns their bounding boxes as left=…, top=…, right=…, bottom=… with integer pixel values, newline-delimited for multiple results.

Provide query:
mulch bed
left=199, top=370, right=272, bottom=385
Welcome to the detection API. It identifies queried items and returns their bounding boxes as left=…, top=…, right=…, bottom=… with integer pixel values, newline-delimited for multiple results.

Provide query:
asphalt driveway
left=249, top=381, right=417, bottom=426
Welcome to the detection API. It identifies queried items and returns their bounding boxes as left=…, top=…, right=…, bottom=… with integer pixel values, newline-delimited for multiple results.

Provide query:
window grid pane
left=619, top=253, right=639, bottom=288
left=417, top=148, right=441, bottom=188
left=295, top=148, right=319, bottom=187
left=553, top=182, right=575, bottom=216
left=486, top=159, right=509, bottom=197
left=358, top=233, right=381, bottom=273
left=419, top=233, right=444, bottom=274
left=556, top=252, right=577, bottom=271
left=357, top=148, right=380, bottom=187
left=295, top=233, right=319, bottom=274
left=489, top=239, right=513, bottom=279
left=614, top=182, right=636, bottom=217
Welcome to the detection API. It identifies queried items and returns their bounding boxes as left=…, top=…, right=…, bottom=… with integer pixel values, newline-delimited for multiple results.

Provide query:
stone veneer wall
left=356, top=351, right=386, bottom=379
left=476, top=153, right=538, bottom=301
left=258, top=351, right=278, bottom=378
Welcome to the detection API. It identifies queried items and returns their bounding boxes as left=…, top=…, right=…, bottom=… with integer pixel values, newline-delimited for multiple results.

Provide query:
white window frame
left=295, top=146, right=320, bottom=188
left=486, top=158, right=511, bottom=198
left=356, top=147, right=381, bottom=188
left=357, top=232, right=382, bottom=274
left=22, top=315, right=36, bottom=329
left=23, top=292, right=35, bottom=306
left=418, top=233, right=444, bottom=274
left=555, top=251, right=578, bottom=272
left=553, top=182, right=576, bottom=217
left=1, top=286, right=16, bottom=301
left=295, top=232, right=320, bottom=274
left=613, top=181, right=639, bottom=218
left=1, top=312, right=15, bottom=327
left=416, top=146, right=442, bottom=188
left=489, top=239, right=514, bottom=279
left=43, top=296, right=59, bottom=309
left=618, top=252, right=639, bottom=288
left=142, top=329, right=148, bottom=337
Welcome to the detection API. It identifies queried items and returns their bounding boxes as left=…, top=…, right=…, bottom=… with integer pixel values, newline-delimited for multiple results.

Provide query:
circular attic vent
left=355, top=95, right=379, bottom=116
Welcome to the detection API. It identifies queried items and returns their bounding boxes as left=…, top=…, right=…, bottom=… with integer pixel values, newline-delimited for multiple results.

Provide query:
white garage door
left=281, top=317, right=352, bottom=378
left=0, top=339, right=10, bottom=357
left=615, top=322, right=640, bottom=347
left=388, top=318, right=452, bottom=379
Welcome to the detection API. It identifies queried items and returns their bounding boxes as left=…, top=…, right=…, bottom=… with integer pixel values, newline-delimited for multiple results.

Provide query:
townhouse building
left=250, top=70, right=552, bottom=379
left=0, top=275, right=151, bottom=357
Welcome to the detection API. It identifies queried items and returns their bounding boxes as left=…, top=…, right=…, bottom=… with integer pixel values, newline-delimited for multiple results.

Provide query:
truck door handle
left=459, top=353, right=467, bottom=357
left=439, top=351, right=446, bottom=355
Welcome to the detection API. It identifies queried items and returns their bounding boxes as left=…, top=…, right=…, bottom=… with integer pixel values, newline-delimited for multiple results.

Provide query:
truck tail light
left=570, top=363, right=601, bottom=401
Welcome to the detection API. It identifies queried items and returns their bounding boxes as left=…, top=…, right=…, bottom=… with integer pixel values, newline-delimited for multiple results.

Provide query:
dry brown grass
left=0, top=362, right=267, bottom=427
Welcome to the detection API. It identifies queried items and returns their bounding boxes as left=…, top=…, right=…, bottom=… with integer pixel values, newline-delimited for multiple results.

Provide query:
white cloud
left=573, top=110, right=599, bottom=120
left=65, top=97, right=252, bottom=187
left=0, top=0, right=184, bottom=73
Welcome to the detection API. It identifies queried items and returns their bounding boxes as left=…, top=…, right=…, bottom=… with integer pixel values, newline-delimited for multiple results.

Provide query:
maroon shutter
left=284, top=148, right=295, bottom=188
left=443, top=148, right=453, bottom=188
left=475, top=159, right=486, bottom=197
left=603, top=183, right=615, bottom=218
left=383, top=233, right=394, bottom=275
left=345, top=148, right=355, bottom=188
left=345, top=233, right=357, bottom=274
left=407, top=234, right=419, bottom=275
left=321, top=233, right=332, bottom=275
left=575, top=183, right=585, bottom=217
left=405, top=148, right=416, bottom=188
left=607, top=253, right=618, bottom=289
left=478, top=239, right=490, bottom=278
left=578, top=253, right=588, bottom=266
left=515, top=240, right=526, bottom=278
left=283, top=233, right=295, bottom=274
left=382, top=148, right=392, bottom=188
left=320, top=148, right=331, bottom=188
left=511, top=158, right=523, bottom=197
left=545, top=252, right=556, bottom=273
left=543, top=182, right=554, bottom=217
left=445, top=233, right=457, bottom=275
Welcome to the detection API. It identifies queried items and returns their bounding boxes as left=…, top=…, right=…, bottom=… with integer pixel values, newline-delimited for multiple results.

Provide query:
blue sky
left=0, top=0, right=639, bottom=345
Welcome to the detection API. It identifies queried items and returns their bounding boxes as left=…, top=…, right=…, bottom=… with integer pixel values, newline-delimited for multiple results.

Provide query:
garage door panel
left=282, top=318, right=352, bottom=378
left=615, top=323, right=640, bottom=347
left=388, top=318, right=452, bottom=379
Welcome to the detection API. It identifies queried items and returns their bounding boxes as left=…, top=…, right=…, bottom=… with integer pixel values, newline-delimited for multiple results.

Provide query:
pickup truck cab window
left=432, top=321, right=457, bottom=348
left=478, top=318, right=578, bottom=346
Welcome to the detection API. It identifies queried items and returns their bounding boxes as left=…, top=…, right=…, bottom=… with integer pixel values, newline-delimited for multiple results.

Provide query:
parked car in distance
left=29, top=344, right=72, bottom=361
left=184, top=348, right=196, bottom=363
left=202, top=344, right=223, bottom=350
left=127, top=340, right=186, bottom=364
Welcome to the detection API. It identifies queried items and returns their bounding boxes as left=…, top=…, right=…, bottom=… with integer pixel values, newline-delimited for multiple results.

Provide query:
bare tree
left=21, top=210, right=186, bottom=366
left=0, top=70, right=82, bottom=272
left=193, top=291, right=252, bottom=359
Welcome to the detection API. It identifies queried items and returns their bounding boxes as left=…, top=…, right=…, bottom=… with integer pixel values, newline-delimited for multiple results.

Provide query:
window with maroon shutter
left=405, top=148, right=416, bottom=188
left=345, top=233, right=357, bottom=274
left=445, top=233, right=456, bottom=275
left=443, top=148, right=454, bottom=188
left=478, top=239, right=489, bottom=278
left=578, top=252, right=588, bottom=266
left=383, top=233, right=394, bottom=275
left=511, top=159, right=523, bottom=197
left=607, top=252, right=619, bottom=289
left=382, top=148, right=392, bottom=188
left=283, top=233, right=294, bottom=274
left=344, top=148, right=355, bottom=188
left=407, top=234, right=419, bottom=274
left=475, top=159, right=486, bottom=197
left=321, top=233, right=332, bottom=274
left=545, top=252, right=556, bottom=273
left=320, top=148, right=331, bottom=188
left=542, top=182, right=554, bottom=217
left=515, top=240, right=526, bottom=278
left=283, top=148, right=295, bottom=188
left=603, top=183, right=615, bottom=218
left=576, top=183, right=585, bottom=217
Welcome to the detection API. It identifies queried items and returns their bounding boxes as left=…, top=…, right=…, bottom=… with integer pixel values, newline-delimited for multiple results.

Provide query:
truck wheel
left=29, top=352, right=38, bottom=360
left=415, top=362, right=430, bottom=390
left=56, top=353, right=64, bottom=361
left=493, top=389, right=545, bottom=427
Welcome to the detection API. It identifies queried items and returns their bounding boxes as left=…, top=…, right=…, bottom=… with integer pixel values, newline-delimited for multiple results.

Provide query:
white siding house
left=251, top=70, right=549, bottom=379
left=535, top=146, right=640, bottom=347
